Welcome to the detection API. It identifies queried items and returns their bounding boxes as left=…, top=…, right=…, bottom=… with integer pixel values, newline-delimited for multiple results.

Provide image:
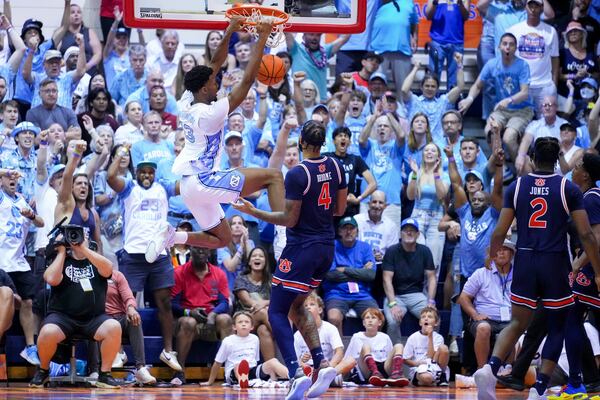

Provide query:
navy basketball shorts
left=510, top=250, right=574, bottom=310
left=272, top=242, right=334, bottom=293
left=571, top=264, right=600, bottom=309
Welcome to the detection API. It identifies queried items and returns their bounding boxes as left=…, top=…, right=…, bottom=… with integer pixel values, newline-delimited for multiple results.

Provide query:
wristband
left=434, top=174, right=441, bottom=180
left=457, top=63, right=463, bottom=70
left=184, top=309, right=190, bottom=317
left=568, top=90, right=575, bottom=98
left=447, top=156, right=455, bottom=163
left=495, top=163, right=503, bottom=167
left=39, top=140, right=48, bottom=146
left=508, top=97, right=513, bottom=104
left=518, top=152, right=527, bottom=158
left=387, top=301, right=398, bottom=308
left=72, top=152, right=81, bottom=158
left=427, top=299, right=436, bottom=305
left=411, top=173, right=417, bottom=180
left=465, top=96, right=473, bottom=103
left=27, top=212, right=36, bottom=220
left=259, top=95, right=267, bottom=99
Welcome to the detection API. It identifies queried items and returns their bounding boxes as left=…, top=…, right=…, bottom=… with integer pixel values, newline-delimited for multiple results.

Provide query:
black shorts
left=228, top=363, right=269, bottom=383
left=273, top=242, right=334, bottom=293
left=42, top=312, right=111, bottom=339
left=8, top=270, right=36, bottom=300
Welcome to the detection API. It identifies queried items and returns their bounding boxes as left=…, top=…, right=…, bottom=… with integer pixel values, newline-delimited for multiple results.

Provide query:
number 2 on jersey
left=318, top=182, right=332, bottom=210
left=528, top=197, right=548, bottom=228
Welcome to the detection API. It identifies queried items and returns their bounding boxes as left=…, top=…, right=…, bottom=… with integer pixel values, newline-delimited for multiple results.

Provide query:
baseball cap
left=11, top=121, right=40, bottom=137
left=21, top=19, right=45, bottom=42
left=401, top=218, right=419, bottom=231
left=527, top=0, right=543, bottom=4
left=63, top=46, right=79, bottom=62
left=136, top=161, right=157, bottom=171
left=49, top=164, right=66, bottom=178
left=369, top=72, right=387, bottom=85
left=44, top=50, right=62, bottom=62
left=384, top=90, right=397, bottom=100
left=338, top=216, right=358, bottom=228
left=582, top=77, right=599, bottom=90
left=501, top=240, right=516, bottom=253
left=566, top=21, right=586, bottom=34
left=312, top=104, right=329, bottom=115
left=115, top=26, right=129, bottom=36
left=465, top=170, right=484, bottom=183
left=362, top=51, right=383, bottom=64
left=224, top=131, right=243, bottom=143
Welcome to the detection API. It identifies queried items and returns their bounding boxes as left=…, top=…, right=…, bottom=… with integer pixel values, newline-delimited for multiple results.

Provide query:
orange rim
left=225, top=4, right=289, bottom=26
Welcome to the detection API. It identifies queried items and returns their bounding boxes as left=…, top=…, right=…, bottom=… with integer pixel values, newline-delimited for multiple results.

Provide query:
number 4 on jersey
left=318, top=182, right=332, bottom=210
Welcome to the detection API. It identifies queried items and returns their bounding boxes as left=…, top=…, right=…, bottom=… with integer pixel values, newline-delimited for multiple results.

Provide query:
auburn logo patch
left=278, top=258, right=292, bottom=273
left=319, top=164, right=326, bottom=173
left=535, top=178, right=546, bottom=187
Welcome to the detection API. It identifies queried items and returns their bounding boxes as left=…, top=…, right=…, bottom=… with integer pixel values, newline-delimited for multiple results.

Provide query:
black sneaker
left=437, top=372, right=449, bottom=387
left=29, top=368, right=49, bottom=388
left=496, top=374, right=525, bottom=391
left=95, top=372, right=121, bottom=389
left=585, top=380, right=600, bottom=393
left=171, top=371, right=186, bottom=386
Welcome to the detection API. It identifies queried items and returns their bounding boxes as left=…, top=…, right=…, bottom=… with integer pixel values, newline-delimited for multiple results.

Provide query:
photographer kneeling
left=29, top=226, right=121, bottom=389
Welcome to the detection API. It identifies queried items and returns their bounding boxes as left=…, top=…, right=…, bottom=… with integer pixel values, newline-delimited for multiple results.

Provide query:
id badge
left=348, top=282, right=359, bottom=294
left=80, top=278, right=93, bottom=292
left=500, top=306, right=510, bottom=321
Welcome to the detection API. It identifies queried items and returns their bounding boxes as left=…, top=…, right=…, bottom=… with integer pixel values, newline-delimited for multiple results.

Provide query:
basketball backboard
left=123, top=0, right=366, bottom=33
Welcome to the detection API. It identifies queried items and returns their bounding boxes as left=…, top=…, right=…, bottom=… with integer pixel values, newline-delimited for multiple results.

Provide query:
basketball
left=257, top=54, right=286, bottom=86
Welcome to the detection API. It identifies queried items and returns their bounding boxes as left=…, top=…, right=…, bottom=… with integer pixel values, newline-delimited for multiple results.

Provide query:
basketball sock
left=268, top=285, right=300, bottom=379
left=173, top=231, right=188, bottom=245
left=565, top=304, right=586, bottom=388
left=391, top=355, right=404, bottom=375
left=488, top=356, right=502, bottom=376
left=310, top=347, right=325, bottom=370
left=364, top=354, right=378, bottom=374
left=541, top=308, right=568, bottom=363
left=533, top=372, right=550, bottom=396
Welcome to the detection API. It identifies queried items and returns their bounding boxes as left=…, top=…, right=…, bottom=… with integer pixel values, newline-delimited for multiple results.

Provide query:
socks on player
left=565, top=304, right=586, bottom=388
left=391, top=355, right=404, bottom=375
left=364, top=354, right=378, bottom=374
left=268, top=285, right=300, bottom=379
left=310, top=348, right=325, bottom=370
left=173, top=231, right=188, bottom=245
left=533, top=372, right=550, bottom=396
left=488, top=356, right=502, bottom=376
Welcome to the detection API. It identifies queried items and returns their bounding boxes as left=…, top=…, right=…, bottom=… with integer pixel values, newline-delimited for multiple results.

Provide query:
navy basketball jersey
left=284, top=156, right=347, bottom=246
left=584, top=188, right=600, bottom=226
left=504, top=173, right=584, bottom=252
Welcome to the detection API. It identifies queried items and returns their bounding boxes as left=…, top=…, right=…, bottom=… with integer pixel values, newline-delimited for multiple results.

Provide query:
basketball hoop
left=225, top=4, right=290, bottom=48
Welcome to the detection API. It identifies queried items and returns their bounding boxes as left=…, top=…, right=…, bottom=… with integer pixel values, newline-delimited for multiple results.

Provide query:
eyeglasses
left=542, top=103, right=556, bottom=108
left=41, top=89, right=58, bottom=94
left=443, top=120, right=459, bottom=125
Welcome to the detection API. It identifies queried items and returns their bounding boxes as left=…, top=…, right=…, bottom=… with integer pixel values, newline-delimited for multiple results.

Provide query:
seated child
left=293, top=293, right=356, bottom=385
left=403, top=306, right=449, bottom=387
left=345, top=307, right=409, bottom=387
left=201, top=311, right=288, bottom=388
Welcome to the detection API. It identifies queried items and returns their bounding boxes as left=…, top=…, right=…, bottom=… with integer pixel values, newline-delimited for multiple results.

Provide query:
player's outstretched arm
left=209, top=17, right=242, bottom=77
left=572, top=209, right=600, bottom=278
left=228, top=20, right=273, bottom=111
left=232, top=198, right=301, bottom=227
left=489, top=208, right=515, bottom=261
left=333, top=187, right=348, bottom=216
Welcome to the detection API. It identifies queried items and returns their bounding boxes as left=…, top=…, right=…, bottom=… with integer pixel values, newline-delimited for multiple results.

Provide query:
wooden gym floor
left=0, top=385, right=554, bottom=399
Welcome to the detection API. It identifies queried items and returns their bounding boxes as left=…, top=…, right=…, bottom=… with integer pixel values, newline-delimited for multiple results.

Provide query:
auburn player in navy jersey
left=233, top=120, right=347, bottom=400
left=474, top=138, right=600, bottom=400
left=561, top=153, right=600, bottom=397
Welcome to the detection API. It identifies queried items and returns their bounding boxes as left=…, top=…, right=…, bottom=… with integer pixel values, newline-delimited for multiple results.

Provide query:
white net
left=227, top=7, right=289, bottom=48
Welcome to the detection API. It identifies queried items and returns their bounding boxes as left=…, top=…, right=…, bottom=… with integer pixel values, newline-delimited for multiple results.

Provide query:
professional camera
left=56, top=224, right=85, bottom=246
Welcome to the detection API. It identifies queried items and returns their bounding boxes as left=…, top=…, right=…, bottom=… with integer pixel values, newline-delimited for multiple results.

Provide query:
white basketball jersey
left=0, top=191, right=32, bottom=272
left=172, top=97, right=230, bottom=176
left=121, top=181, right=170, bottom=254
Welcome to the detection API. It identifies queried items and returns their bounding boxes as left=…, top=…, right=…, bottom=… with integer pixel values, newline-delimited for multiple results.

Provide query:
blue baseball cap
left=401, top=218, right=419, bottom=231
left=12, top=121, right=40, bottom=137
left=136, top=161, right=157, bottom=171
left=338, top=216, right=358, bottom=228
left=49, top=164, right=66, bottom=178
left=465, top=170, right=484, bottom=183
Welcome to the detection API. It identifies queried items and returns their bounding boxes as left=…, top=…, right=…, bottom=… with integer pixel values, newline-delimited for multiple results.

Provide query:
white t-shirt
left=114, top=123, right=144, bottom=146
left=214, top=333, right=260, bottom=383
left=345, top=331, right=393, bottom=362
left=525, top=116, right=567, bottom=142
left=404, top=330, right=445, bottom=362
left=0, top=191, right=32, bottom=272
left=119, top=180, right=170, bottom=254
left=33, top=179, right=57, bottom=250
left=172, top=97, right=230, bottom=176
left=354, top=213, right=399, bottom=255
left=507, top=20, right=559, bottom=89
left=294, top=321, right=344, bottom=366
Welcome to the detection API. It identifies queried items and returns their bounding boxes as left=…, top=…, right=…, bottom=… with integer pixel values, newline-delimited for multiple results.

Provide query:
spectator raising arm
left=51, top=0, right=71, bottom=46
left=54, top=140, right=86, bottom=224
left=102, top=6, right=123, bottom=60
left=268, top=116, right=298, bottom=169
left=1, top=15, right=26, bottom=72
left=335, top=72, right=355, bottom=127
left=292, top=71, right=307, bottom=123
left=359, top=103, right=381, bottom=147
left=72, top=33, right=87, bottom=84
left=401, top=61, right=421, bottom=104
left=446, top=52, right=465, bottom=104
left=36, top=129, right=49, bottom=185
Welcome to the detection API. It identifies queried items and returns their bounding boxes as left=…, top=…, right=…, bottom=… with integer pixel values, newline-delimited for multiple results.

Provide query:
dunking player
left=145, top=18, right=284, bottom=263
left=233, top=121, right=348, bottom=399
left=562, top=153, right=600, bottom=397
left=474, top=137, right=600, bottom=400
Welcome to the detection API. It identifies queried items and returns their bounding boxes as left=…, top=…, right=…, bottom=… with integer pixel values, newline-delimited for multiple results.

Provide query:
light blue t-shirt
left=360, top=138, right=405, bottom=205
left=339, top=0, right=380, bottom=51
left=103, top=50, right=130, bottom=89
left=370, top=0, right=418, bottom=56
left=457, top=203, right=500, bottom=277
left=130, top=139, right=175, bottom=167
left=407, top=93, right=452, bottom=143
left=479, top=57, right=533, bottom=109
left=14, top=40, right=53, bottom=103
left=481, top=1, right=513, bottom=45
left=412, top=172, right=450, bottom=212
left=289, top=41, right=333, bottom=102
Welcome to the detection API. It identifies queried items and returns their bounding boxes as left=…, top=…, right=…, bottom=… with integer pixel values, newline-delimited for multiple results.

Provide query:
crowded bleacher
left=2, top=0, right=600, bottom=398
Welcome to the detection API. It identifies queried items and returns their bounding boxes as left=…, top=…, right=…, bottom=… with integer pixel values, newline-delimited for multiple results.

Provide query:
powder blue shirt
left=412, top=172, right=450, bottom=212
left=479, top=57, right=533, bottom=109
left=30, top=71, right=77, bottom=109
left=457, top=203, right=500, bottom=277
left=110, top=68, right=147, bottom=107
left=407, top=93, right=452, bottom=143
left=14, top=40, right=53, bottom=104
left=130, top=139, right=175, bottom=167
left=370, top=0, right=418, bottom=56
left=289, top=41, right=333, bottom=102
left=360, top=138, right=405, bottom=205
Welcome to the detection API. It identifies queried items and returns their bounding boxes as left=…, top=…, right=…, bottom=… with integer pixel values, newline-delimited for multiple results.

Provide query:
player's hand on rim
left=256, top=19, right=275, bottom=36
left=227, top=15, right=244, bottom=32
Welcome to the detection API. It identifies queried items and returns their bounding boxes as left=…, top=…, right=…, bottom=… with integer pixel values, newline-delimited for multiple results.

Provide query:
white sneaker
left=88, top=372, right=99, bottom=383
left=111, top=351, right=128, bottom=369
left=332, top=374, right=343, bottom=387
left=449, top=339, right=459, bottom=356
left=474, top=364, right=497, bottom=400
left=135, top=366, right=157, bottom=385
left=159, top=349, right=182, bottom=371
left=455, top=374, right=476, bottom=388
left=306, top=366, right=337, bottom=398
left=146, top=221, right=175, bottom=263
left=286, top=376, right=311, bottom=400
left=527, top=387, right=548, bottom=400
